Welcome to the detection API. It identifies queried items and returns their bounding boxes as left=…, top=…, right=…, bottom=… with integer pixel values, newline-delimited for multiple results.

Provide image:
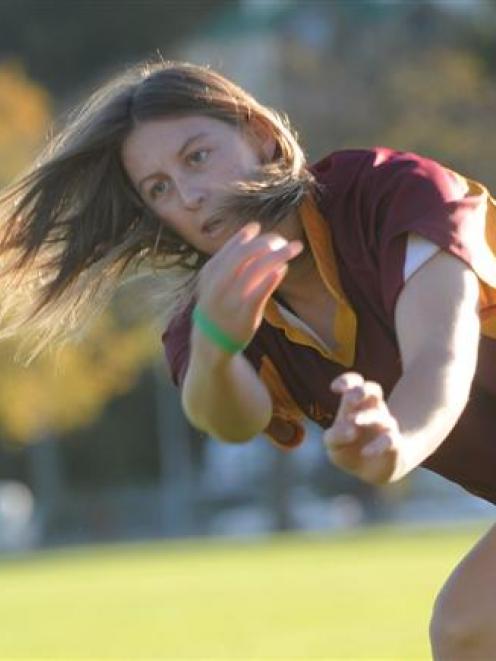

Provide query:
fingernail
left=291, top=240, right=304, bottom=252
left=243, top=222, right=260, bottom=235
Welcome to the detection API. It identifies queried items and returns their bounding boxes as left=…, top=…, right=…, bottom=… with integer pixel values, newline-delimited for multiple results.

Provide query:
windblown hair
left=0, top=59, right=314, bottom=361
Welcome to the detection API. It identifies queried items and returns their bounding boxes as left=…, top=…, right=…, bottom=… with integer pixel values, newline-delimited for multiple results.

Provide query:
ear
left=245, top=117, right=277, bottom=162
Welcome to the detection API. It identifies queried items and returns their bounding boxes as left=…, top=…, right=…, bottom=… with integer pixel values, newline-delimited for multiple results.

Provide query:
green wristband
left=192, top=305, right=248, bottom=354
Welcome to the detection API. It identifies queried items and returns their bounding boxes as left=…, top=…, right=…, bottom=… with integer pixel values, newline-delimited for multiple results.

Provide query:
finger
left=236, top=237, right=303, bottom=277
left=222, top=227, right=281, bottom=265
left=226, top=232, right=302, bottom=277
left=352, top=404, right=392, bottom=429
left=344, top=382, right=384, bottom=413
left=333, top=378, right=367, bottom=423
left=323, top=420, right=356, bottom=450
left=335, top=382, right=384, bottom=425
left=355, top=381, right=384, bottom=408
left=361, top=433, right=396, bottom=457
left=331, top=372, right=365, bottom=395
left=246, top=263, right=289, bottom=319
left=201, top=222, right=262, bottom=279
left=236, top=241, right=304, bottom=295
left=223, top=221, right=261, bottom=249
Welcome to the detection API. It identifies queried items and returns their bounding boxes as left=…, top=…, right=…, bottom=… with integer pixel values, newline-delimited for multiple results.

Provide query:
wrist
left=190, top=325, right=235, bottom=368
left=192, top=304, right=248, bottom=354
left=380, top=439, right=417, bottom=484
left=387, top=451, right=412, bottom=483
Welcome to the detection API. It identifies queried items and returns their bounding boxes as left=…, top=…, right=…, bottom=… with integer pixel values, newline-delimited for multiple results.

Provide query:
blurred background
left=0, top=0, right=495, bottom=554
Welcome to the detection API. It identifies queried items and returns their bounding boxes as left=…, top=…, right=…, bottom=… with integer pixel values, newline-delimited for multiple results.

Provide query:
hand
left=195, top=222, right=303, bottom=351
left=323, top=372, right=407, bottom=485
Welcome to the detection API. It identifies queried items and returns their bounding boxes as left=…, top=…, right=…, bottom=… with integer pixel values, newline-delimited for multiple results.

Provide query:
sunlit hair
left=0, top=59, right=314, bottom=361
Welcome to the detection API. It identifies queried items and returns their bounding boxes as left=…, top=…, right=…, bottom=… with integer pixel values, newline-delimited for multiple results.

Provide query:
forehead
left=121, top=115, right=235, bottom=174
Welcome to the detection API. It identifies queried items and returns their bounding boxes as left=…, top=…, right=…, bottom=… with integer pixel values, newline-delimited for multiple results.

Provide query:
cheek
left=152, top=203, right=184, bottom=237
left=215, top=149, right=259, bottom=182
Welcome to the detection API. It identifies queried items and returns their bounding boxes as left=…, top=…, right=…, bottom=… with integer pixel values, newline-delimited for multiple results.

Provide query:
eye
left=149, top=180, right=171, bottom=200
left=186, top=149, right=210, bottom=166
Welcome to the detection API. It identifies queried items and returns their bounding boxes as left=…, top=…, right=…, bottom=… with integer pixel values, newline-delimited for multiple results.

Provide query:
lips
left=202, top=217, right=228, bottom=237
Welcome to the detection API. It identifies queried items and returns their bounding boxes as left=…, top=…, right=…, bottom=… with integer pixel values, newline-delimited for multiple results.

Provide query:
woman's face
left=121, top=114, right=275, bottom=254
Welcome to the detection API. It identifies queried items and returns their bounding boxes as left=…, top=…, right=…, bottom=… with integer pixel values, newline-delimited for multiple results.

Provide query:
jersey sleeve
left=404, top=234, right=440, bottom=281
left=161, top=301, right=194, bottom=389
left=241, top=334, right=306, bottom=450
left=365, top=150, right=496, bottom=325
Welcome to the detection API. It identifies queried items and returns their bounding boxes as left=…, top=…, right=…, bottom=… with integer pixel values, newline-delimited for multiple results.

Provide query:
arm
left=182, top=330, right=272, bottom=442
left=181, top=222, right=303, bottom=442
left=386, top=249, right=480, bottom=479
left=324, top=250, right=481, bottom=484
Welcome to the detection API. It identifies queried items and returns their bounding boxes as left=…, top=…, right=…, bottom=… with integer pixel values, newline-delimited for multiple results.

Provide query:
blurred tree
left=279, top=1, right=496, bottom=188
left=0, top=0, right=232, bottom=99
left=0, top=63, right=161, bottom=446
left=0, top=61, right=51, bottom=185
left=379, top=47, right=496, bottom=182
left=0, top=318, right=158, bottom=443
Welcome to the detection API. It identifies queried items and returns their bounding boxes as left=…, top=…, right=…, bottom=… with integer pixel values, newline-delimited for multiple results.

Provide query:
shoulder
left=309, top=147, right=468, bottom=231
left=310, top=147, right=462, bottom=192
left=309, top=147, right=381, bottom=192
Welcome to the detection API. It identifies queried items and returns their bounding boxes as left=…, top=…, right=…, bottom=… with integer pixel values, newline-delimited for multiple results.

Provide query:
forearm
left=387, top=347, right=477, bottom=481
left=181, top=328, right=272, bottom=442
left=328, top=253, right=481, bottom=486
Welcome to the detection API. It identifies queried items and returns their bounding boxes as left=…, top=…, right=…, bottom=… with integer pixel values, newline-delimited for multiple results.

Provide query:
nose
left=176, top=180, right=207, bottom=210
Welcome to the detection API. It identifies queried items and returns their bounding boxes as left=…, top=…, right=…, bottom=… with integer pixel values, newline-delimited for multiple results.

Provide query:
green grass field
left=0, top=522, right=490, bottom=660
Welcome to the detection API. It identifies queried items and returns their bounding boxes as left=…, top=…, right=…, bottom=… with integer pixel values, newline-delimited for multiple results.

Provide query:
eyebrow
left=137, top=132, right=209, bottom=193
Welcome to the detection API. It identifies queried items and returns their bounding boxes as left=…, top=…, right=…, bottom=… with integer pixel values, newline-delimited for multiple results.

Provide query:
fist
left=323, top=372, right=404, bottom=485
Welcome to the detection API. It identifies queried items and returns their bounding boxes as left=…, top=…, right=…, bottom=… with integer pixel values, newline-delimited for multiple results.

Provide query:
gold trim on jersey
left=450, top=172, right=496, bottom=340
left=259, top=355, right=305, bottom=449
left=264, top=194, right=357, bottom=367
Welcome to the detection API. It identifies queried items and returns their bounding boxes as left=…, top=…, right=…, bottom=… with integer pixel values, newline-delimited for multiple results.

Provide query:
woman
left=1, top=59, right=495, bottom=658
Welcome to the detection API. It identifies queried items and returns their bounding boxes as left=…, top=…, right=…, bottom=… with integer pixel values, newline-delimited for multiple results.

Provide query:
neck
left=268, top=207, right=326, bottom=302
left=276, top=241, right=324, bottom=302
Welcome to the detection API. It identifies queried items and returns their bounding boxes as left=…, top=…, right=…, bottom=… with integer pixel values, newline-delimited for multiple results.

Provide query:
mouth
left=201, top=217, right=231, bottom=238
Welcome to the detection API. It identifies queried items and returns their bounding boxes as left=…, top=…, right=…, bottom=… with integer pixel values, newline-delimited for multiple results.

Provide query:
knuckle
left=345, top=385, right=364, bottom=404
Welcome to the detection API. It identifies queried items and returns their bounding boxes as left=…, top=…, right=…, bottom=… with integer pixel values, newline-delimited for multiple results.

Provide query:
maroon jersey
left=163, top=148, right=496, bottom=504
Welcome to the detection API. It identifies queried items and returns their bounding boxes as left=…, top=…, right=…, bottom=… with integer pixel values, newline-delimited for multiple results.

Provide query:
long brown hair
left=0, top=59, right=313, bottom=361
